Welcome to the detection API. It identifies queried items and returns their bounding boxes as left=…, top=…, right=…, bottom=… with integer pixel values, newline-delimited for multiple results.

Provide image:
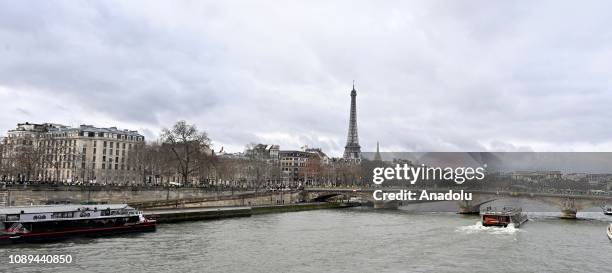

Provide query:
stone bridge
left=304, top=188, right=612, bottom=219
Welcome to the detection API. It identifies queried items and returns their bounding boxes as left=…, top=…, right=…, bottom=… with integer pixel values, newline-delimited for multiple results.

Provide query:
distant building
left=217, top=151, right=248, bottom=160
left=279, top=150, right=310, bottom=185
left=278, top=146, right=330, bottom=186
left=392, top=158, right=413, bottom=166
left=564, top=173, right=588, bottom=182
left=586, top=174, right=612, bottom=187
left=511, top=171, right=562, bottom=183
left=303, top=147, right=329, bottom=165
left=211, top=144, right=283, bottom=188
left=1, top=122, right=144, bottom=184
left=245, top=144, right=280, bottom=164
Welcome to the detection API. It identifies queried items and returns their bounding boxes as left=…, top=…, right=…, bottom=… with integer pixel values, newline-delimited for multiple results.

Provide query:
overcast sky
left=1, top=1, right=612, bottom=156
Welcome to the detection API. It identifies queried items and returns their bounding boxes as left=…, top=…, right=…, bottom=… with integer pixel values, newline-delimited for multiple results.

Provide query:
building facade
left=510, top=171, right=562, bottom=183
left=279, top=150, right=310, bottom=185
left=245, top=144, right=280, bottom=165
left=1, top=122, right=145, bottom=184
left=279, top=147, right=329, bottom=186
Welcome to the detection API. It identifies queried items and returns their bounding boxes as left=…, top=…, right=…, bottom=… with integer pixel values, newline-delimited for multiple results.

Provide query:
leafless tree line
left=0, top=121, right=368, bottom=187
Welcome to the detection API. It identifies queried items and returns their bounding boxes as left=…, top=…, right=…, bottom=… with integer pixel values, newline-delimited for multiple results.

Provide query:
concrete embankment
left=1, top=186, right=250, bottom=206
left=252, top=202, right=355, bottom=215
left=144, top=207, right=252, bottom=223
left=144, top=202, right=357, bottom=223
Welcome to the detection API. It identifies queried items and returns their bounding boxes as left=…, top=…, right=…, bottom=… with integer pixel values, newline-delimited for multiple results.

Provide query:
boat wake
left=456, top=221, right=523, bottom=235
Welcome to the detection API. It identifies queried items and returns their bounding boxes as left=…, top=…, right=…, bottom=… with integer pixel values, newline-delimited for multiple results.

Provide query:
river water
left=2, top=203, right=612, bottom=273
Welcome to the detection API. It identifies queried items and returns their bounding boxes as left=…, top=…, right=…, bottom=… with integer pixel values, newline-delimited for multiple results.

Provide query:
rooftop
left=0, top=204, right=131, bottom=215
left=8, top=122, right=143, bottom=137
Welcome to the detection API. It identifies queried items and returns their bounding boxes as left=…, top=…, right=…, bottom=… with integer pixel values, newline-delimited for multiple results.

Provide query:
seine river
left=3, top=202, right=612, bottom=273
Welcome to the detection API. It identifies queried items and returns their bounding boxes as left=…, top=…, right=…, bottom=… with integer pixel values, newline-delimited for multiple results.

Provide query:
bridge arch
left=310, top=193, right=344, bottom=202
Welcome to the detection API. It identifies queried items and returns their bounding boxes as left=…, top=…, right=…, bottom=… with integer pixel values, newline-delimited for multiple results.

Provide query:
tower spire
left=374, top=141, right=382, bottom=161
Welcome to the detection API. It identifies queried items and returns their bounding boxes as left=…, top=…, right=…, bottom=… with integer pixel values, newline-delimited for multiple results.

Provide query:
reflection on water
left=2, top=205, right=612, bottom=273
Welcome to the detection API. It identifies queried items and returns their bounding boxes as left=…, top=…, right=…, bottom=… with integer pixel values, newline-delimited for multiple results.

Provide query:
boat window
left=7, top=214, right=20, bottom=221
left=51, top=212, right=74, bottom=219
left=101, top=209, right=111, bottom=216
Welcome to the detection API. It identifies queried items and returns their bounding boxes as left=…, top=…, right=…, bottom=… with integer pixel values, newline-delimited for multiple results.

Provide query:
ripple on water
left=4, top=209, right=612, bottom=273
left=456, top=221, right=524, bottom=235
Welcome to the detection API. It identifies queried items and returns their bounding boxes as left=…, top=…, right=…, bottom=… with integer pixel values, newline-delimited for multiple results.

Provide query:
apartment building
left=2, top=122, right=144, bottom=184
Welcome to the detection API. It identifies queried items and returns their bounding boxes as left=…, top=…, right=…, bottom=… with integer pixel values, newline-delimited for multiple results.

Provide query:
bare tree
left=127, top=141, right=168, bottom=185
left=304, top=153, right=323, bottom=186
left=161, top=121, right=212, bottom=185
left=13, top=136, right=45, bottom=182
left=0, top=139, right=10, bottom=181
left=194, top=149, right=214, bottom=186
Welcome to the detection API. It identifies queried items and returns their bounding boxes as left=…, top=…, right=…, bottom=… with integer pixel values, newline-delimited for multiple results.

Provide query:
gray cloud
left=1, top=0, right=612, bottom=155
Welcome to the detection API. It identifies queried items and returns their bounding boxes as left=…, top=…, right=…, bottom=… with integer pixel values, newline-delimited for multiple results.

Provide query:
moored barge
left=0, top=204, right=155, bottom=244
left=481, top=206, right=528, bottom=228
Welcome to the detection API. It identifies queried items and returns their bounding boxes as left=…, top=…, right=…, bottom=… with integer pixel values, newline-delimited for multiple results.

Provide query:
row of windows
left=100, top=210, right=122, bottom=216
left=281, top=157, right=307, bottom=161
left=39, top=139, right=77, bottom=147
left=79, top=131, right=143, bottom=141
left=39, top=155, right=130, bottom=167
left=44, top=147, right=76, bottom=154
left=100, top=156, right=124, bottom=163
left=51, top=212, right=74, bottom=219
left=102, top=141, right=131, bottom=149
left=38, top=170, right=72, bottom=178
left=25, top=168, right=142, bottom=182
left=101, top=163, right=127, bottom=170
left=40, top=161, right=75, bottom=169
left=101, top=149, right=127, bottom=156
left=43, top=154, right=77, bottom=161
left=44, top=132, right=78, bottom=138
left=281, top=162, right=306, bottom=167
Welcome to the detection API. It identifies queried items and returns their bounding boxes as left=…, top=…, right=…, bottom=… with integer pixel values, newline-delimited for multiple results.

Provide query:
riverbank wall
left=0, top=187, right=303, bottom=207
left=129, top=191, right=303, bottom=209
left=145, top=202, right=357, bottom=223
left=252, top=202, right=354, bottom=214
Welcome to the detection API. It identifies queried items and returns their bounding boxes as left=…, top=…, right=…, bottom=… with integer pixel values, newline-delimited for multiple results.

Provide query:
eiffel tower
left=343, top=82, right=361, bottom=163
